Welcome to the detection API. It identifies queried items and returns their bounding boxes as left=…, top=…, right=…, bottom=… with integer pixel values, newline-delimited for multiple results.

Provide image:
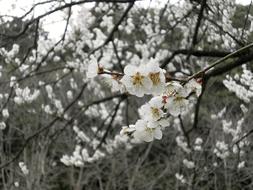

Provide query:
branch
left=188, top=42, right=253, bottom=81
left=1, top=0, right=138, bottom=40
left=205, top=50, right=253, bottom=79
left=94, top=98, right=124, bottom=151
left=233, top=129, right=253, bottom=146
left=187, top=78, right=208, bottom=133
left=191, top=0, right=207, bottom=46
left=160, top=49, right=236, bottom=69
left=179, top=115, right=190, bottom=147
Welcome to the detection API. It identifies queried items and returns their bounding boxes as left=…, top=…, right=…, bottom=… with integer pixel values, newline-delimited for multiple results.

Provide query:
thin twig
left=187, top=42, right=253, bottom=81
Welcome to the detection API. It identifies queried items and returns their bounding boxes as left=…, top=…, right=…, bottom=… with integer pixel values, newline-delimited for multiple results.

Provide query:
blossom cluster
left=60, top=126, right=133, bottom=167
left=223, top=65, right=253, bottom=103
left=14, top=87, right=40, bottom=105
left=120, top=76, right=201, bottom=142
left=0, top=108, right=9, bottom=130
left=87, top=57, right=202, bottom=142
left=210, top=108, right=250, bottom=168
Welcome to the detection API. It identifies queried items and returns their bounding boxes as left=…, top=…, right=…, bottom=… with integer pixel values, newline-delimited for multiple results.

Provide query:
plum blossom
left=133, top=119, right=162, bottom=142
left=238, top=161, right=245, bottom=169
left=14, top=87, right=40, bottom=105
left=163, top=81, right=183, bottom=97
left=195, top=137, right=203, bottom=145
left=19, top=162, right=29, bottom=175
left=14, top=182, right=19, bottom=187
left=0, top=122, right=6, bottom=130
left=121, top=65, right=152, bottom=97
left=73, top=125, right=90, bottom=142
left=183, top=159, right=195, bottom=169
left=67, top=90, right=73, bottom=100
left=194, top=137, right=203, bottom=151
left=164, top=83, right=189, bottom=116
left=184, top=79, right=202, bottom=96
left=139, top=96, right=165, bottom=121
left=176, top=136, right=191, bottom=153
left=2, top=108, right=9, bottom=118
left=214, top=141, right=229, bottom=159
left=87, top=55, right=102, bottom=78
left=145, top=59, right=166, bottom=95
left=175, top=173, right=186, bottom=184
left=120, top=124, right=136, bottom=136
left=104, top=75, right=126, bottom=93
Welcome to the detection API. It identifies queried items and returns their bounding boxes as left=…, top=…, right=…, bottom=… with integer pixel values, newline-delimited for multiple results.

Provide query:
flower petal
left=154, top=128, right=162, bottom=140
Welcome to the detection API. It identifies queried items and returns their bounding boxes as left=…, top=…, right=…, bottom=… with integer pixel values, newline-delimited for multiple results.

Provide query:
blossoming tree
left=0, top=0, right=253, bottom=189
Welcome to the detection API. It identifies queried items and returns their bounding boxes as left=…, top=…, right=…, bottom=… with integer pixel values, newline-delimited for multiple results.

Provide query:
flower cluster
left=87, top=57, right=202, bottom=142
left=121, top=60, right=166, bottom=97
left=182, top=159, right=195, bottom=169
left=87, top=57, right=202, bottom=143
left=120, top=78, right=201, bottom=142
left=0, top=122, right=6, bottom=130
left=14, top=87, right=40, bottom=105
left=214, top=141, right=230, bottom=159
left=223, top=65, right=253, bottom=103
left=175, top=173, right=187, bottom=184
left=61, top=126, right=133, bottom=167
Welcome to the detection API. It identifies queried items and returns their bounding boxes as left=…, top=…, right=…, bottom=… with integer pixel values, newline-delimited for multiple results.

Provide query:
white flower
left=53, top=56, right=60, bottom=62
left=158, top=118, right=171, bottom=128
left=67, top=90, right=73, bottom=100
left=145, top=59, right=166, bottom=95
left=111, top=79, right=125, bottom=93
left=133, top=120, right=162, bottom=142
left=104, top=75, right=126, bottom=93
left=14, top=182, right=19, bottom=187
left=87, top=55, right=101, bottom=78
left=121, top=65, right=152, bottom=97
left=238, top=161, right=245, bottom=169
left=165, top=86, right=189, bottom=116
left=0, top=122, right=6, bottom=130
left=139, top=96, right=164, bottom=121
left=175, top=173, right=186, bottom=184
left=54, top=99, right=64, bottom=115
left=10, top=76, right=16, bottom=87
left=19, top=162, right=29, bottom=175
left=44, top=105, right=53, bottom=114
left=195, top=137, right=203, bottom=145
left=60, top=155, right=71, bottom=166
left=120, top=124, right=136, bottom=136
left=14, top=87, right=40, bottom=105
left=214, top=141, right=229, bottom=159
left=38, top=81, right=45, bottom=86
left=73, top=126, right=90, bottom=142
left=164, top=81, right=183, bottom=97
left=194, top=137, right=203, bottom=151
left=163, top=82, right=189, bottom=116
left=2, top=109, right=9, bottom=118
left=183, top=159, right=195, bottom=169
left=185, top=79, right=202, bottom=96
left=194, top=145, right=202, bottom=151
left=176, top=136, right=191, bottom=153
left=14, top=181, right=19, bottom=187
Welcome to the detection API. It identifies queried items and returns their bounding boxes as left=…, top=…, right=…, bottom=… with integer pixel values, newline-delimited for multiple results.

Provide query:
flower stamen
left=149, top=72, right=160, bottom=85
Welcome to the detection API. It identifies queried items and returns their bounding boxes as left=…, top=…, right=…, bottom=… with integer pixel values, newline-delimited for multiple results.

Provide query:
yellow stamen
left=151, top=107, right=160, bottom=118
left=145, top=127, right=155, bottom=133
left=149, top=72, right=160, bottom=85
left=131, top=72, right=144, bottom=86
